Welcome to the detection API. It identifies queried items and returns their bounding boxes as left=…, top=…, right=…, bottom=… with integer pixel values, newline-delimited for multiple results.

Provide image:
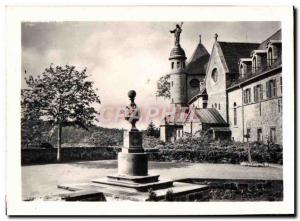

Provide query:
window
left=280, top=77, right=282, bottom=94
left=218, top=104, right=221, bottom=110
left=190, top=79, right=200, bottom=88
left=254, top=84, right=263, bottom=102
left=211, top=68, right=218, bottom=82
left=171, top=81, right=173, bottom=87
left=215, top=103, right=217, bottom=109
left=233, top=103, right=237, bottom=126
left=278, top=99, right=282, bottom=113
left=266, top=79, right=277, bottom=98
left=268, top=47, right=273, bottom=66
left=259, top=102, right=262, bottom=116
left=252, top=57, right=257, bottom=73
left=246, top=128, right=251, bottom=139
left=270, top=127, right=276, bottom=143
left=177, top=62, right=180, bottom=69
left=212, top=104, right=214, bottom=108
left=182, top=63, right=185, bottom=69
left=240, top=64, right=244, bottom=77
left=171, top=62, right=174, bottom=69
left=257, top=128, right=263, bottom=142
left=243, top=88, right=251, bottom=104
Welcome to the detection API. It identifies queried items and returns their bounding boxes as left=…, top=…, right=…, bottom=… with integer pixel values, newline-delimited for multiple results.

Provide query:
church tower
left=169, top=41, right=187, bottom=107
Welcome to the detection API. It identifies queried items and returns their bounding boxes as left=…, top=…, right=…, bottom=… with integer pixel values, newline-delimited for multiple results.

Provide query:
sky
left=22, top=21, right=281, bottom=129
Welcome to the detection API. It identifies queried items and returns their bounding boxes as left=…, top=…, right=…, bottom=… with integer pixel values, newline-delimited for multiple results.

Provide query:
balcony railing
left=230, top=57, right=282, bottom=87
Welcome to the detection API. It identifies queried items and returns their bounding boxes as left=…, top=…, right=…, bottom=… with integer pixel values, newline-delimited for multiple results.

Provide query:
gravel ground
left=22, top=160, right=282, bottom=199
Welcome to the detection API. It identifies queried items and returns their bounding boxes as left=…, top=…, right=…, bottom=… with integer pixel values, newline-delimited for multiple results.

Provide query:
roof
left=257, top=29, right=281, bottom=50
left=187, top=88, right=207, bottom=105
left=208, top=127, right=231, bottom=132
left=217, top=42, right=260, bottom=73
left=228, top=29, right=282, bottom=89
left=169, top=44, right=186, bottom=60
left=185, top=43, right=210, bottom=75
left=185, top=108, right=227, bottom=125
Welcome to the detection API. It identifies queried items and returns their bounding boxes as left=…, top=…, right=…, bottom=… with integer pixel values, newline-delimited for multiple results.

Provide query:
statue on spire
left=170, top=22, right=183, bottom=46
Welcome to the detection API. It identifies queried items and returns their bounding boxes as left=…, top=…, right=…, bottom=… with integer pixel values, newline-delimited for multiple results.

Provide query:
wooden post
left=57, top=123, right=61, bottom=162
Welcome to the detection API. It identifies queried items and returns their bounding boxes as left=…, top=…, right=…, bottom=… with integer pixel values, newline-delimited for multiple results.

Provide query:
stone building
left=160, top=29, right=282, bottom=145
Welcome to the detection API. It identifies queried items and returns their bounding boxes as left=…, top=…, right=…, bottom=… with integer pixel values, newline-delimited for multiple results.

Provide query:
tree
left=21, top=65, right=101, bottom=161
left=156, top=74, right=170, bottom=99
left=145, top=122, right=160, bottom=138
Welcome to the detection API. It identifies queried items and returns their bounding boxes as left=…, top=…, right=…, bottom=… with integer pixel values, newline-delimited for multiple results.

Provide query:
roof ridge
left=218, top=41, right=260, bottom=45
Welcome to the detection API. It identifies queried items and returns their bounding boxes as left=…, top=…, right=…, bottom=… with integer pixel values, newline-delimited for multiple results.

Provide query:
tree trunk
left=57, top=124, right=62, bottom=162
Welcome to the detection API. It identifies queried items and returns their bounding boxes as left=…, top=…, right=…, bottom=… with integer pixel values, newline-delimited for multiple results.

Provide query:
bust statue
left=125, top=90, right=140, bottom=130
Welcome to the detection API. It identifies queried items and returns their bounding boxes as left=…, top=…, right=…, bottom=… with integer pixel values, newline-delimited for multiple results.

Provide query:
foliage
left=147, top=188, right=158, bottom=201
left=142, top=135, right=165, bottom=149
left=148, top=140, right=283, bottom=164
left=165, top=189, right=175, bottom=201
left=144, top=122, right=160, bottom=138
left=21, top=123, right=124, bottom=148
left=156, top=74, right=170, bottom=99
left=21, top=65, right=101, bottom=160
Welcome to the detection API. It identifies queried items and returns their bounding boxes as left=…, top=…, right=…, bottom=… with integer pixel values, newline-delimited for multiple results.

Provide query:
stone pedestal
left=58, top=90, right=208, bottom=201
left=118, top=130, right=147, bottom=176
left=92, top=129, right=173, bottom=191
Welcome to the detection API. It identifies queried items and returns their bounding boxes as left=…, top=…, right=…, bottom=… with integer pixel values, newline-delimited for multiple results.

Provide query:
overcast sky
left=22, top=21, right=281, bottom=129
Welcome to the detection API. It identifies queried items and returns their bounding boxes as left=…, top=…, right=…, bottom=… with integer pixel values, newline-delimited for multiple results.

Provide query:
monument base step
left=106, top=174, right=159, bottom=184
left=58, top=181, right=209, bottom=201
left=92, top=176, right=173, bottom=192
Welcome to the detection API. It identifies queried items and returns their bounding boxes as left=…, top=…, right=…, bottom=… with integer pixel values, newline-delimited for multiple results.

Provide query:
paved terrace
left=22, top=160, right=282, bottom=199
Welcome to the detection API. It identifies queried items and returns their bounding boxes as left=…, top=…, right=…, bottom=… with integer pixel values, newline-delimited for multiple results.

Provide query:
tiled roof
left=218, top=42, right=260, bottom=73
left=257, top=29, right=281, bottom=50
left=186, top=108, right=227, bottom=125
left=228, top=29, right=282, bottom=88
left=185, top=43, right=210, bottom=75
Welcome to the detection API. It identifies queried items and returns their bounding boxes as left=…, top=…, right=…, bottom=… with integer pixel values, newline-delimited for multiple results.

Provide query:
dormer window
left=267, top=47, right=274, bottom=66
left=266, top=40, right=282, bottom=64
left=252, top=56, right=257, bottom=73
left=240, top=64, right=244, bottom=77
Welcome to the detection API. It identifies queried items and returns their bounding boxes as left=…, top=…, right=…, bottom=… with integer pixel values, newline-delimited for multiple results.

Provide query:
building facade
left=160, top=29, right=282, bottom=145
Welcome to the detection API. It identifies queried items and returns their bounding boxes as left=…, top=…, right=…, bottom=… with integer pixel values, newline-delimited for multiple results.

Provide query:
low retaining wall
left=21, top=147, right=119, bottom=165
left=177, top=178, right=283, bottom=201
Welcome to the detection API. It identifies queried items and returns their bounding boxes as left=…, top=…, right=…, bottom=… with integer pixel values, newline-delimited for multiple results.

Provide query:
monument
left=58, top=91, right=209, bottom=201
left=92, top=90, right=173, bottom=191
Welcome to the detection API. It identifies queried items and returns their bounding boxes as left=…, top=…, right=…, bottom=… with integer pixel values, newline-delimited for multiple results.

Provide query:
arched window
left=171, top=62, right=174, bottom=69
left=252, top=56, right=257, bottom=73
left=240, top=64, right=244, bottom=77
left=190, top=79, right=200, bottom=88
left=211, top=68, right=218, bottom=82
left=268, top=47, right=273, bottom=66
left=233, top=102, right=237, bottom=126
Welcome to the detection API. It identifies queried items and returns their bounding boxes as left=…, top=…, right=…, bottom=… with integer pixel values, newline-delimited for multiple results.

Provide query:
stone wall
left=228, top=72, right=282, bottom=144
left=205, top=43, right=228, bottom=121
left=178, top=178, right=283, bottom=201
left=21, top=147, right=118, bottom=165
